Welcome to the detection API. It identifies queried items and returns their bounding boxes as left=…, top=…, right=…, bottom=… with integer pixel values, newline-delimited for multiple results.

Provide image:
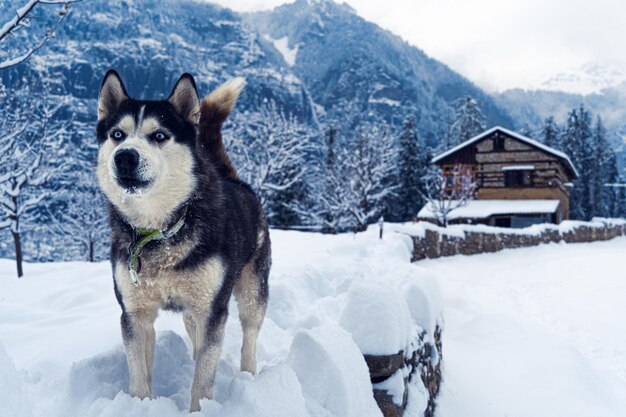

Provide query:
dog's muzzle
left=114, top=149, right=151, bottom=192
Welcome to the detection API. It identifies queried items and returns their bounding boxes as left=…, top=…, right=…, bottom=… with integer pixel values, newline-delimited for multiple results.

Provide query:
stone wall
left=408, top=218, right=626, bottom=262
left=364, top=326, right=443, bottom=417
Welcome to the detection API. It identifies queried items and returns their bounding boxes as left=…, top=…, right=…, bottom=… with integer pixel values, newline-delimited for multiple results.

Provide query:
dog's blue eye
left=111, top=130, right=124, bottom=140
left=152, top=131, right=167, bottom=142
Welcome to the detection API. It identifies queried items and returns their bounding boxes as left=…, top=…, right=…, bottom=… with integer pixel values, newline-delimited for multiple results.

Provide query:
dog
left=95, top=70, right=270, bottom=412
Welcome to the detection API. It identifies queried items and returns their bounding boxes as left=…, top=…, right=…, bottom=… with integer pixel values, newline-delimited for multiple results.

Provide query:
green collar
left=128, top=206, right=189, bottom=287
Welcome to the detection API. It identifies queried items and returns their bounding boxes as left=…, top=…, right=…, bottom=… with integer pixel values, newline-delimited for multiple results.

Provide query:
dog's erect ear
left=167, top=73, right=200, bottom=124
left=98, top=70, right=129, bottom=120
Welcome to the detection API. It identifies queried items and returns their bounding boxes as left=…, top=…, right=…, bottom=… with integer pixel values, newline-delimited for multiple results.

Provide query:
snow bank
left=340, top=283, right=413, bottom=355
left=0, top=342, right=32, bottom=417
left=0, top=228, right=443, bottom=417
left=69, top=331, right=194, bottom=411
left=289, top=325, right=381, bottom=417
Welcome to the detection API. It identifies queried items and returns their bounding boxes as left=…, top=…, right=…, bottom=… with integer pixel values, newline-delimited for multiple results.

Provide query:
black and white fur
left=96, top=70, right=270, bottom=412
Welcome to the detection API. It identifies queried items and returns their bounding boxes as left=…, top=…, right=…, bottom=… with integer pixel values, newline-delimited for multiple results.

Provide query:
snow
left=339, top=283, right=413, bottom=355
left=431, top=126, right=579, bottom=178
left=289, top=325, right=381, bottom=417
left=501, top=164, right=535, bottom=170
left=2, top=226, right=626, bottom=416
left=373, top=368, right=407, bottom=406
left=0, top=228, right=440, bottom=417
left=368, top=97, right=401, bottom=107
left=417, top=199, right=560, bottom=220
left=420, top=238, right=626, bottom=417
left=264, top=35, right=299, bottom=66
left=390, top=218, right=625, bottom=239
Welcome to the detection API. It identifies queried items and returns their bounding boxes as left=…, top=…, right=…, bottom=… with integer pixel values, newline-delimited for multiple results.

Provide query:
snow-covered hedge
left=390, top=218, right=626, bottom=261
left=0, top=228, right=443, bottom=417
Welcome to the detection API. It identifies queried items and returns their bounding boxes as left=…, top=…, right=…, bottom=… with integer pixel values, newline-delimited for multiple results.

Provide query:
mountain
left=1, top=0, right=314, bottom=122
left=535, top=62, right=626, bottom=95
left=245, top=0, right=513, bottom=146
left=2, top=0, right=514, bottom=150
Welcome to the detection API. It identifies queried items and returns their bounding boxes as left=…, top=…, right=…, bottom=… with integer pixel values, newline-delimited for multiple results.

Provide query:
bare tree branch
left=420, top=164, right=476, bottom=227
left=0, top=0, right=80, bottom=69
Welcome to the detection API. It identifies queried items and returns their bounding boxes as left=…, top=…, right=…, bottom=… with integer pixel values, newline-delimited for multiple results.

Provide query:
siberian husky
left=96, top=70, right=270, bottom=412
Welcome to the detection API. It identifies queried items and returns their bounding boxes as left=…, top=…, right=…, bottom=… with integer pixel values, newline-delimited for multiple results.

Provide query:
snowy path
left=418, top=238, right=626, bottom=417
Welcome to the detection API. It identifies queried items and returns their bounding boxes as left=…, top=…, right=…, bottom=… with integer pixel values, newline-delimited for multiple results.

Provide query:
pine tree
left=542, top=116, right=560, bottom=149
left=394, top=117, right=428, bottom=221
left=448, top=96, right=486, bottom=146
left=561, top=105, right=594, bottom=220
left=518, top=124, right=534, bottom=139
left=591, top=117, right=618, bottom=218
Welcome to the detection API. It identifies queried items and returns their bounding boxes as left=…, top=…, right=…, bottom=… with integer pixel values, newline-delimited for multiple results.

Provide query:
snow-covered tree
left=518, top=124, right=535, bottom=139
left=394, top=116, right=430, bottom=221
left=542, top=116, right=560, bottom=149
left=448, top=96, right=486, bottom=147
left=561, top=105, right=594, bottom=220
left=0, top=0, right=78, bottom=69
left=0, top=74, right=64, bottom=276
left=591, top=117, right=618, bottom=218
left=0, top=151, right=48, bottom=277
left=421, top=164, right=476, bottom=227
left=343, top=124, right=398, bottom=231
left=288, top=125, right=358, bottom=233
left=45, top=186, right=109, bottom=262
left=225, top=101, right=313, bottom=226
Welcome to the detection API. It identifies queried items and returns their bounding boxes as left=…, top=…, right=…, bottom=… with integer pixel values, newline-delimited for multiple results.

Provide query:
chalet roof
left=432, top=126, right=579, bottom=179
left=418, top=199, right=561, bottom=220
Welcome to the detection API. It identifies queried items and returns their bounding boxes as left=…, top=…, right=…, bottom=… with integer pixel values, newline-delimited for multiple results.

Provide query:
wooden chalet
left=418, top=126, right=579, bottom=227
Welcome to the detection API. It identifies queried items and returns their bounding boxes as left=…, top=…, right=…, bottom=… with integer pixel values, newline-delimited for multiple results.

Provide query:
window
left=493, top=136, right=505, bottom=151
left=505, top=170, right=532, bottom=187
left=441, top=164, right=477, bottom=195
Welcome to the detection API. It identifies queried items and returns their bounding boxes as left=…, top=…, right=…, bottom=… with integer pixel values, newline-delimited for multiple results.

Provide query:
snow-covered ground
left=0, top=228, right=439, bottom=417
left=423, top=238, right=626, bottom=417
left=2, top=229, right=625, bottom=417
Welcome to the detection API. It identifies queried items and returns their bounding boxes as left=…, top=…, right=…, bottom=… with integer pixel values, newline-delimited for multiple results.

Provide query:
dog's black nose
left=114, top=149, right=140, bottom=173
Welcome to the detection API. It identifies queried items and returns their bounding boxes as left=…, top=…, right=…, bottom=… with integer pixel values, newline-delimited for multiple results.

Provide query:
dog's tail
left=198, top=77, right=245, bottom=180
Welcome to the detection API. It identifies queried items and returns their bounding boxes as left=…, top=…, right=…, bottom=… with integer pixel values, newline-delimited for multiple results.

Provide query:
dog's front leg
left=189, top=307, right=227, bottom=412
left=121, top=310, right=157, bottom=399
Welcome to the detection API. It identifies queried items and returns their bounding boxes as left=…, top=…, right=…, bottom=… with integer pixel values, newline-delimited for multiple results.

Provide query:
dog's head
left=96, top=70, right=200, bottom=229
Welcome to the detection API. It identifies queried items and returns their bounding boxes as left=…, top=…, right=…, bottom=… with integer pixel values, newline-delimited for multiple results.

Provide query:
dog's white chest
left=114, top=247, right=225, bottom=314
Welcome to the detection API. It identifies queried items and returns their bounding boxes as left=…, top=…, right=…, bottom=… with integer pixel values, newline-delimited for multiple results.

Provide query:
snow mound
left=219, top=363, right=308, bottom=417
left=69, top=331, right=194, bottom=411
left=0, top=342, right=32, bottom=417
left=289, top=325, right=382, bottom=417
left=340, top=283, right=413, bottom=355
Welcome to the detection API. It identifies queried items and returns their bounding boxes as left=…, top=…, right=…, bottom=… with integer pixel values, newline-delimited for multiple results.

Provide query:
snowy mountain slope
left=1, top=0, right=311, bottom=117
left=1, top=0, right=514, bottom=149
left=420, top=238, right=626, bottom=417
left=246, top=0, right=513, bottom=145
left=0, top=228, right=441, bottom=417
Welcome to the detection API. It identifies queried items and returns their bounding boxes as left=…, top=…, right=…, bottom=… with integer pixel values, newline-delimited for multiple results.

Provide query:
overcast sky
left=208, top=0, right=626, bottom=93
